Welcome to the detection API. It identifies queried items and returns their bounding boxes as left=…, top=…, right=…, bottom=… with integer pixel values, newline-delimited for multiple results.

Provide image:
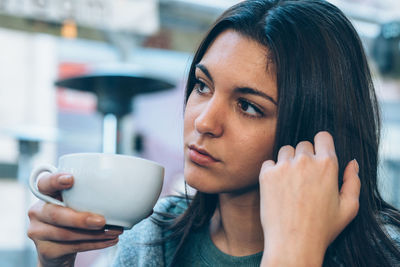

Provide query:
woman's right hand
left=27, top=173, right=123, bottom=267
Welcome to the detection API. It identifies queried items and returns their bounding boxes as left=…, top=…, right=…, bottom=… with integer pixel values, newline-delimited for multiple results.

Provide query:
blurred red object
left=56, top=62, right=97, bottom=114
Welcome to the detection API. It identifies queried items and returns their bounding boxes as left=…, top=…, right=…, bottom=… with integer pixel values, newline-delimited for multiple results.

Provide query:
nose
left=194, top=97, right=224, bottom=137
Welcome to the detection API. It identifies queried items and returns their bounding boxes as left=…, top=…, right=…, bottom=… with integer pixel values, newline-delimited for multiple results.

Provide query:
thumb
left=339, top=159, right=361, bottom=225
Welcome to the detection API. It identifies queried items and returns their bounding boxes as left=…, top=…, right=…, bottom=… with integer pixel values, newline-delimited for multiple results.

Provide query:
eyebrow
left=235, top=87, right=277, bottom=105
left=196, top=64, right=213, bottom=83
left=195, top=63, right=277, bottom=106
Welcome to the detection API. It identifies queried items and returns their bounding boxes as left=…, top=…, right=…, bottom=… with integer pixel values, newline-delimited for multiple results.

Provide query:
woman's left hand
left=259, top=131, right=360, bottom=267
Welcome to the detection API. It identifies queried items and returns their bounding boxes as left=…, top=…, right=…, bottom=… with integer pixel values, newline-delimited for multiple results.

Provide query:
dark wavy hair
left=156, top=0, right=400, bottom=266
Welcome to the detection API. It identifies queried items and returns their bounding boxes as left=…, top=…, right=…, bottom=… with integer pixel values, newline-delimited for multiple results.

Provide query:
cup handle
left=29, top=164, right=66, bottom=207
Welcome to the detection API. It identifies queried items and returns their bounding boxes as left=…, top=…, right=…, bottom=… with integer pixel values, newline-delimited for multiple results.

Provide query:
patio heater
left=55, top=73, right=174, bottom=154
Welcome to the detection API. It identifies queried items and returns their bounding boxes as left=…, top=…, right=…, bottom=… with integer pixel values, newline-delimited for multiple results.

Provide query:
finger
left=277, top=145, right=295, bottom=162
left=339, top=160, right=361, bottom=224
left=58, top=237, right=119, bottom=253
left=295, top=141, right=315, bottom=157
left=37, top=173, right=74, bottom=196
left=260, top=160, right=276, bottom=172
left=30, top=202, right=106, bottom=230
left=29, top=220, right=123, bottom=242
left=37, top=238, right=119, bottom=259
left=314, top=131, right=336, bottom=158
left=340, top=159, right=360, bottom=198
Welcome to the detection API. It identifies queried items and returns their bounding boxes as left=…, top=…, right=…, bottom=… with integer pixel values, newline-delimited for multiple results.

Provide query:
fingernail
left=86, top=216, right=105, bottom=228
left=104, top=225, right=123, bottom=231
left=59, top=175, right=72, bottom=185
left=353, top=159, right=359, bottom=174
left=104, top=229, right=123, bottom=236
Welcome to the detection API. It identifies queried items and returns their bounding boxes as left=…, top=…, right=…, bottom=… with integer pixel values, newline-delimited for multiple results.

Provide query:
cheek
left=231, top=128, right=276, bottom=170
left=184, top=94, right=203, bottom=137
left=183, top=103, right=195, bottom=137
left=237, top=143, right=274, bottom=184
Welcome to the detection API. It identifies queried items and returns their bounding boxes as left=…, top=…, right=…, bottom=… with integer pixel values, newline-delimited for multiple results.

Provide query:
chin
left=184, top=159, right=260, bottom=195
left=185, top=172, right=214, bottom=193
left=184, top=169, right=222, bottom=194
left=185, top=172, right=259, bottom=195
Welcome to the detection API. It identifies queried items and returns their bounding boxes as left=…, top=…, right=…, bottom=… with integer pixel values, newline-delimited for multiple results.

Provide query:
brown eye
left=194, top=79, right=211, bottom=94
left=238, top=99, right=263, bottom=117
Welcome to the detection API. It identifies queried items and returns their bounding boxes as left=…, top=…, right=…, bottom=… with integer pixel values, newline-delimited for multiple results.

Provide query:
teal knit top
left=112, top=196, right=262, bottom=266
left=164, top=218, right=262, bottom=266
left=111, top=196, right=400, bottom=267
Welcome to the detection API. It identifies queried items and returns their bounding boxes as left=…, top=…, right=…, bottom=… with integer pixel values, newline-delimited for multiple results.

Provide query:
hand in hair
left=259, top=131, right=360, bottom=267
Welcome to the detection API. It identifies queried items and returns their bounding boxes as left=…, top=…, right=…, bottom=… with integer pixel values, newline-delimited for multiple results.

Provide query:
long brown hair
left=155, top=1, right=400, bottom=266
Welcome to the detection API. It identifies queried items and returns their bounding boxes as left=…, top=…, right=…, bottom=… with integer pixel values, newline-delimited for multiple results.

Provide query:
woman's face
left=184, top=30, right=278, bottom=194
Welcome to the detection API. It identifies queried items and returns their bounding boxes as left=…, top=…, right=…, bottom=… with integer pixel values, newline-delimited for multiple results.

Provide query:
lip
left=188, top=144, right=220, bottom=166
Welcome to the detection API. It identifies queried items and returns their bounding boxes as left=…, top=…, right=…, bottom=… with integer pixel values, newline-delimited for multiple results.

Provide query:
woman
left=28, top=0, right=400, bottom=266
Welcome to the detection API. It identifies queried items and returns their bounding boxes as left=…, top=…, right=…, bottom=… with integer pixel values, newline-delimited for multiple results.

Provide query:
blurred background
left=0, top=0, right=399, bottom=266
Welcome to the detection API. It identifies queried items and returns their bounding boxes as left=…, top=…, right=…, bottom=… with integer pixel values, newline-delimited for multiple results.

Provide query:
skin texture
left=184, top=30, right=278, bottom=257
left=27, top=173, right=123, bottom=267
left=183, top=30, right=361, bottom=264
left=259, top=132, right=360, bottom=266
left=184, top=30, right=278, bottom=194
left=28, top=30, right=361, bottom=267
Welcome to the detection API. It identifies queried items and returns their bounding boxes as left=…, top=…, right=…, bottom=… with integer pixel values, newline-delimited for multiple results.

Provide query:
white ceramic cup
left=29, top=153, right=164, bottom=229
